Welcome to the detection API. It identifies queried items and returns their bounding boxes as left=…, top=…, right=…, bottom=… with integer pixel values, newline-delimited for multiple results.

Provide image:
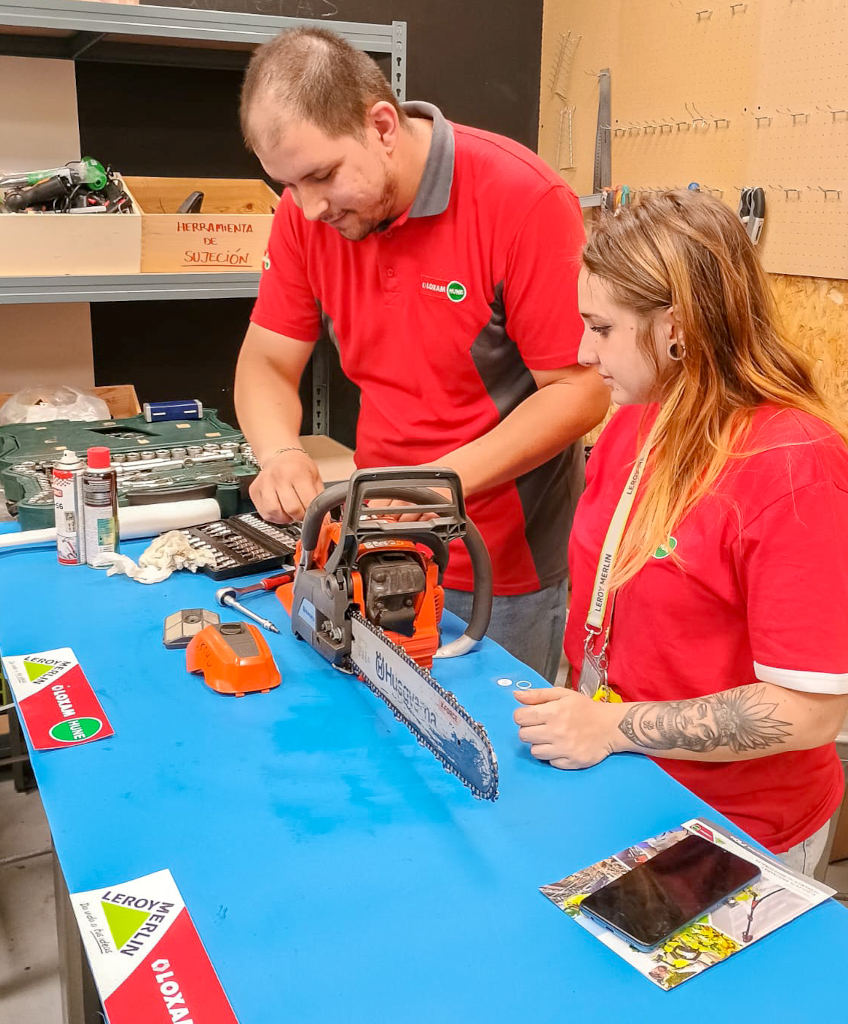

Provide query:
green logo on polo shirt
left=446, top=280, right=467, bottom=303
left=653, top=536, right=677, bottom=559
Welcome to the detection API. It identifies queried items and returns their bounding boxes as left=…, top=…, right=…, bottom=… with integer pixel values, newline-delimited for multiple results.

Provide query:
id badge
left=577, top=638, right=622, bottom=704
left=577, top=646, right=605, bottom=697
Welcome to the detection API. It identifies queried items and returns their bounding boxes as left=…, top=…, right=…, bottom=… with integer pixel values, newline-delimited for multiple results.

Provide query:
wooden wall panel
left=540, top=0, right=848, bottom=279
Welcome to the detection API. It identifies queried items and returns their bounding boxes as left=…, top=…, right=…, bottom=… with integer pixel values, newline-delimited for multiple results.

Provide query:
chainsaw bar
left=349, top=612, right=498, bottom=801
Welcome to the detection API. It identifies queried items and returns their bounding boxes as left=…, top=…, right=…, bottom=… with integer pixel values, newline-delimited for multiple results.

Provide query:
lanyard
left=584, top=438, right=652, bottom=653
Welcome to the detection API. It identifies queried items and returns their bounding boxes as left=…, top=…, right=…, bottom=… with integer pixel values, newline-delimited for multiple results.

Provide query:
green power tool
left=0, top=157, right=107, bottom=192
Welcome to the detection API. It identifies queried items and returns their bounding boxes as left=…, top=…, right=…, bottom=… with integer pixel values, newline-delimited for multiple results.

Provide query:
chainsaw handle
left=299, top=474, right=460, bottom=571
left=297, top=474, right=493, bottom=656
left=440, top=515, right=493, bottom=650
left=299, top=482, right=455, bottom=574
left=298, top=481, right=349, bottom=561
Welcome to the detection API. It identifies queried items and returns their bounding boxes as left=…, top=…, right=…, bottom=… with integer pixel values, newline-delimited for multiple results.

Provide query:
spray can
left=83, top=446, right=119, bottom=567
left=52, top=449, right=86, bottom=565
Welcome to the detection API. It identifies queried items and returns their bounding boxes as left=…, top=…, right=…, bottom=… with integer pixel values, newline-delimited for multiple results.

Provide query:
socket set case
left=182, top=512, right=301, bottom=580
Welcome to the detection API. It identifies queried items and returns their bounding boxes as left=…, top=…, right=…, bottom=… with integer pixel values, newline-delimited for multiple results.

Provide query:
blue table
left=1, top=536, right=847, bottom=1022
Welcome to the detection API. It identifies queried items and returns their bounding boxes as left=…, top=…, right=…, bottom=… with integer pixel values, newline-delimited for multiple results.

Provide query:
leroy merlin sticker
left=1, top=648, right=114, bottom=750
left=70, top=869, right=238, bottom=1023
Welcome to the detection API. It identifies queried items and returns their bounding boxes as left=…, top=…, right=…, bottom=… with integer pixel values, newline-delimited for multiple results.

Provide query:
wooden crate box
left=0, top=175, right=140, bottom=276
left=124, top=176, right=279, bottom=273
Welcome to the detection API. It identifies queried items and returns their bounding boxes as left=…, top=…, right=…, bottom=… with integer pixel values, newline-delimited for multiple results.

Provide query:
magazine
left=540, top=817, right=834, bottom=990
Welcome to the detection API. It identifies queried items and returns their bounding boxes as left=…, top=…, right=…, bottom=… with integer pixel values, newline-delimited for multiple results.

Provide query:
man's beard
left=337, top=171, right=400, bottom=241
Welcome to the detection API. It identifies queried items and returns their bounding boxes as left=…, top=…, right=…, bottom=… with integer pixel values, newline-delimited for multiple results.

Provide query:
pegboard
left=539, top=0, right=848, bottom=280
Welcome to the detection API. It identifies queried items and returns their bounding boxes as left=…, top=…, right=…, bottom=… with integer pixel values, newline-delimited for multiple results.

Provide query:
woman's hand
left=513, top=687, right=622, bottom=769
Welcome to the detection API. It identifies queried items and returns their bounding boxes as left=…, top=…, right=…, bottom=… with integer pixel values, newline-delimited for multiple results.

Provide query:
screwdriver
left=223, top=570, right=294, bottom=601
left=213, top=571, right=294, bottom=634
left=215, top=587, right=280, bottom=633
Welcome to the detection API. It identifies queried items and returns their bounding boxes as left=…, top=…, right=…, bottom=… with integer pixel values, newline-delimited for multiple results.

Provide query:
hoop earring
left=668, top=341, right=686, bottom=360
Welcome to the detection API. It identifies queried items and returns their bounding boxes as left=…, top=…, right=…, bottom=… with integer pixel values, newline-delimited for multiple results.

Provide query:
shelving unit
left=0, top=271, right=261, bottom=304
left=0, top=0, right=407, bottom=78
left=0, top=2, right=407, bottom=434
left=0, top=0, right=406, bottom=306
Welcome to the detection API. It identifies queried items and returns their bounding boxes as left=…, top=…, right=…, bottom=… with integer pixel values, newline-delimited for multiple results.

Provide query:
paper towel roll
left=0, top=498, right=221, bottom=550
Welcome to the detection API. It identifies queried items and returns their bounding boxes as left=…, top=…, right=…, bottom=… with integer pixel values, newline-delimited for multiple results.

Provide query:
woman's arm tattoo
left=618, top=685, right=792, bottom=754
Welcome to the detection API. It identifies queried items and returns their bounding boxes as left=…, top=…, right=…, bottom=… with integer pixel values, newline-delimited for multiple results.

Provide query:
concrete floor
left=0, top=781, right=61, bottom=1022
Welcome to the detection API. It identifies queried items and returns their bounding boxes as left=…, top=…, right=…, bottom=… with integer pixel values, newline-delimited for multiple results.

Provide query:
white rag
left=97, top=531, right=217, bottom=584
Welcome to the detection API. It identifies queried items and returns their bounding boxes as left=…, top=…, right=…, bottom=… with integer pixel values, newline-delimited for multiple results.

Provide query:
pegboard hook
left=809, top=185, right=842, bottom=201
left=686, top=102, right=710, bottom=129
left=817, top=105, right=848, bottom=123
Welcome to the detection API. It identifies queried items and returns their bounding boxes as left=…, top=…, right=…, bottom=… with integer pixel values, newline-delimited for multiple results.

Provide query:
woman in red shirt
left=514, top=190, right=848, bottom=874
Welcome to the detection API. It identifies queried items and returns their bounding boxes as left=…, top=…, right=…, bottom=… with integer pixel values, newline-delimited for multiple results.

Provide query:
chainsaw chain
left=348, top=611, right=499, bottom=801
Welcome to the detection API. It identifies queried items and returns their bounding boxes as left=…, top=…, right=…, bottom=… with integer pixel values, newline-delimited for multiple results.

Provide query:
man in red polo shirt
left=235, top=27, right=608, bottom=681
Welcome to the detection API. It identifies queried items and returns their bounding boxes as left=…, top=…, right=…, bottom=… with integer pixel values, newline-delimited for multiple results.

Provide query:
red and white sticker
left=1, top=647, right=114, bottom=750
left=70, top=868, right=238, bottom=1024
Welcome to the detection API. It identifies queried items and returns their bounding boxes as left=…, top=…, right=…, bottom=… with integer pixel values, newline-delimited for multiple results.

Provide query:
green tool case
left=0, top=410, right=257, bottom=531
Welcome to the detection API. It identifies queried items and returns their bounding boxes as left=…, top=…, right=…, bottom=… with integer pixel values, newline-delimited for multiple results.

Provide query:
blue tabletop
left=1, top=537, right=846, bottom=1021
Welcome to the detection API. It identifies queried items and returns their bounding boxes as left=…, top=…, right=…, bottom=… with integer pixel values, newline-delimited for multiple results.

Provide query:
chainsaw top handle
left=298, top=467, right=493, bottom=656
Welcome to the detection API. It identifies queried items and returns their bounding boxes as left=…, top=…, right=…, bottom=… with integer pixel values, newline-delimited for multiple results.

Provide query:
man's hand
left=249, top=449, right=324, bottom=523
left=365, top=487, right=453, bottom=522
left=513, top=686, right=621, bottom=770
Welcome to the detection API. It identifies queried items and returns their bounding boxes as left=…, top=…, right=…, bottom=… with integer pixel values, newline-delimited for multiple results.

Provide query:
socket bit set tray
left=0, top=410, right=257, bottom=530
left=181, top=512, right=302, bottom=580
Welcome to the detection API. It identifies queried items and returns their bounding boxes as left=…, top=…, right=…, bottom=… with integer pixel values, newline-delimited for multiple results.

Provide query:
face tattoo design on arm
left=618, top=686, right=792, bottom=754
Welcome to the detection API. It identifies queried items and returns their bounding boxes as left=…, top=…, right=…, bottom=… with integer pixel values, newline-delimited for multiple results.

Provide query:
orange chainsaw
left=276, top=467, right=492, bottom=669
left=276, top=467, right=498, bottom=799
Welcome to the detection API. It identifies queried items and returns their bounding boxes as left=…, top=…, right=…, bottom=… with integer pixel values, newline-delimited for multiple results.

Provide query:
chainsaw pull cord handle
left=296, top=481, right=493, bottom=658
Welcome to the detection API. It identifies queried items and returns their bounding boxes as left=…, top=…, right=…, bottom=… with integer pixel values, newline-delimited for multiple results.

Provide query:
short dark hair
left=240, top=26, right=404, bottom=150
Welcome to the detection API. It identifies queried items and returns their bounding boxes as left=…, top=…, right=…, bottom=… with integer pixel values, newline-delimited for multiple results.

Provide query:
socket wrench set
left=0, top=411, right=257, bottom=530
left=180, top=512, right=302, bottom=580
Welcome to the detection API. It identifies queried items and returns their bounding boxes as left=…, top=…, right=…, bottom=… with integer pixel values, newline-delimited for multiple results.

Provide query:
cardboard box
left=0, top=175, right=141, bottom=276
left=0, top=384, right=140, bottom=421
left=124, top=177, right=279, bottom=273
left=89, top=384, right=142, bottom=418
left=299, top=435, right=356, bottom=484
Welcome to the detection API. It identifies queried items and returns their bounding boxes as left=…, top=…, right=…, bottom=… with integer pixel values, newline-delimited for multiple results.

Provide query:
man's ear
left=368, top=101, right=401, bottom=153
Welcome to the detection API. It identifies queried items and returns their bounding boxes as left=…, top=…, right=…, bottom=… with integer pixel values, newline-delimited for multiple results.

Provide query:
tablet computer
left=579, top=833, right=761, bottom=951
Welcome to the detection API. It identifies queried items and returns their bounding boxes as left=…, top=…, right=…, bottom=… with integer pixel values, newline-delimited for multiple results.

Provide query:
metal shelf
left=0, top=0, right=406, bottom=79
left=0, top=3, right=407, bottom=307
left=0, top=272, right=262, bottom=304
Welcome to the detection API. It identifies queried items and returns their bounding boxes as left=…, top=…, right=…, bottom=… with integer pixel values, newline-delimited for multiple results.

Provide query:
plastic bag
left=0, top=385, right=110, bottom=425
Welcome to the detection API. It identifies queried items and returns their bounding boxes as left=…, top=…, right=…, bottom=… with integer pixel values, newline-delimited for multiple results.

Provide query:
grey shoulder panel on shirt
left=469, top=281, right=583, bottom=584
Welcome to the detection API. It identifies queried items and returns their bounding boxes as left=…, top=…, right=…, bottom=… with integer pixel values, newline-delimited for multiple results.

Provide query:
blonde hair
left=583, top=190, right=847, bottom=588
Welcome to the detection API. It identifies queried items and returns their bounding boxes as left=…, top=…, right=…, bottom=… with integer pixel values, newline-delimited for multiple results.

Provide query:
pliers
left=738, top=187, right=765, bottom=244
